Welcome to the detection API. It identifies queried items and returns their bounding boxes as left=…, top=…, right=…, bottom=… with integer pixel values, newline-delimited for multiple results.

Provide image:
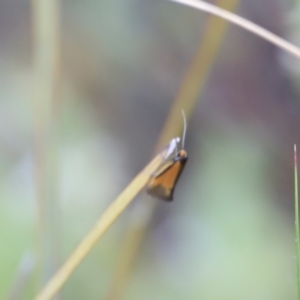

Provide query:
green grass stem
left=294, top=144, right=300, bottom=300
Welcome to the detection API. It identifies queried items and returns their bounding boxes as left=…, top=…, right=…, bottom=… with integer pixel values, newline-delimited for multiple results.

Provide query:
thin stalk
left=31, top=0, right=61, bottom=292
left=35, top=149, right=168, bottom=300
left=171, top=0, right=300, bottom=59
left=294, top=145, right=300, bottom=300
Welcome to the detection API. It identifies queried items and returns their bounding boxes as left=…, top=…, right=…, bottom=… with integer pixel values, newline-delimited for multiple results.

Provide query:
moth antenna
left=181, top=110, right=187, bottom=149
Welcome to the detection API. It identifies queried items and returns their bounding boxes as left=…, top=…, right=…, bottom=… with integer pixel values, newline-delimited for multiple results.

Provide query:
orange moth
left=147, top=111, right=188, bottom=201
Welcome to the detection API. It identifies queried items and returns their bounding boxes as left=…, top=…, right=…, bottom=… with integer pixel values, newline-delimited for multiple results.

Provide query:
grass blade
left=295, top=144, right=300, bottom=300
left=171, top=0, right=300, bottom=59
left=34, top=149, right=167, bottom=300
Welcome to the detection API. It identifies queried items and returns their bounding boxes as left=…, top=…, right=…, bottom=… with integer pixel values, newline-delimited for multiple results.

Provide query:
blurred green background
left=1, top=0, right=300, bottom=299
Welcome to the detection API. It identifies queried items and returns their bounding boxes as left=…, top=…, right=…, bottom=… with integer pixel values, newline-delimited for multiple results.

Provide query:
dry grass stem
left=35, top=149, right=167, bottom=300
left=31, top=0, right=62, bottom=292
left=171, top=0, right=300, bottom=59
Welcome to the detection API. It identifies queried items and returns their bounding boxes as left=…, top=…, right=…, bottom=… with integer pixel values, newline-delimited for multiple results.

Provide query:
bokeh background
left=1, top=0, right=300, bottom=299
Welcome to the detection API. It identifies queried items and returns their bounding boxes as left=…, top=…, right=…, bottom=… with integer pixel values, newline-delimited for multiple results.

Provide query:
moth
left=147, top=111, right=188, bottom=201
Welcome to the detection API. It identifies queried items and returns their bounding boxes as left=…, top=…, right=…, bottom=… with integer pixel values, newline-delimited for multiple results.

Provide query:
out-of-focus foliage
left=1, top=0, right=299, bottom=299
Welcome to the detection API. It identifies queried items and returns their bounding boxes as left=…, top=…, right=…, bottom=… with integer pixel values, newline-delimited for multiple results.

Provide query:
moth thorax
left=178, top=149, right=188, bottom=158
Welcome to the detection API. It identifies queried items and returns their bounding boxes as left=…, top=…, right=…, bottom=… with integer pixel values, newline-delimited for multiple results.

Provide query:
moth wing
left=147, top=160, right=185, bottom=201
left=165, top=137, right=180, bottom=159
